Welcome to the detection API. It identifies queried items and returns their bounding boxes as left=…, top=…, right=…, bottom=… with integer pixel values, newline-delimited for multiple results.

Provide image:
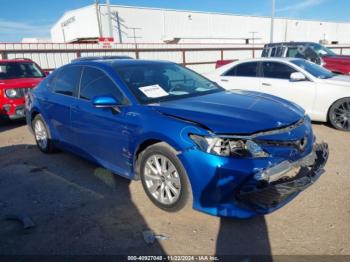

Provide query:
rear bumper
left=236, top=143, right=329, bottom=213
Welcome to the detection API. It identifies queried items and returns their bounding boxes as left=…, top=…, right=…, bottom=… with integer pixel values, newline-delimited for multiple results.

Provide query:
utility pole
left=249, top=31, right=258, bottom=58
left=115, top=11, right=123, bottom=43
left=270, top=0, right=275, bottom=43
left=128, top=27, right=142, bottom=46
left=106, top=0, right=113, bottom=38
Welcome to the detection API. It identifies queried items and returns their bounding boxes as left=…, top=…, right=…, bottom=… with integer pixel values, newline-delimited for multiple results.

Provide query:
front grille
left=255, top=136, right=309, bottom=152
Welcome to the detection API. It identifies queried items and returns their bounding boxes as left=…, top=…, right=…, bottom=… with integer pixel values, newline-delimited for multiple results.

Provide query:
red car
left=0, top=59, right=46, bottom=121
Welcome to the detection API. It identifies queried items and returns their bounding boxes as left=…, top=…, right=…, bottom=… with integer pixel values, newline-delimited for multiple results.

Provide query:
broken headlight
left=189, top=134, right=269, bottom=158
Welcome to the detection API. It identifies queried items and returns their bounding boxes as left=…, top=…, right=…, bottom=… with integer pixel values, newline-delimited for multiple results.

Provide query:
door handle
left=262, top=83, right=271, bottom=86
left=220, top=79, right=229, bottom=82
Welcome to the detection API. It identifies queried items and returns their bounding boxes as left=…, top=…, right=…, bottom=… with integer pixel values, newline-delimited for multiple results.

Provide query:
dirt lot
left=0, top=120, right=349, bottom=256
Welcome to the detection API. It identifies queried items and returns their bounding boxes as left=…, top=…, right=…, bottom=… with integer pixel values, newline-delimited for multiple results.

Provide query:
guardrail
left=1, top=43, right=350, bottom=74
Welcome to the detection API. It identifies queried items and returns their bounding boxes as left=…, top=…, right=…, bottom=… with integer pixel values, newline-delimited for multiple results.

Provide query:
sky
left=0, top=0, right=349, bottom=42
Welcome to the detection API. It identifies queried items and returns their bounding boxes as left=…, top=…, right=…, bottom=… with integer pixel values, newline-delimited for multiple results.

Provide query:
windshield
left=311, top=44, right=336, bottom=57
left=0, top=62, right=45, bottom=80
left=114, top=62, right=223, bottom=104
left=291, top=59, right=335, bottom=79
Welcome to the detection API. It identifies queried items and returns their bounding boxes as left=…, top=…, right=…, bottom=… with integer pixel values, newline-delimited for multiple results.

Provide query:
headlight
left=189, top=134, right=269, bottom=158
left=5, top=89, right=18, bottom=98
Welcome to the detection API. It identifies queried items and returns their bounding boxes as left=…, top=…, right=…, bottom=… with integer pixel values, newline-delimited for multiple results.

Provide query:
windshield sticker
left=139, top=84, right=169, bottom=98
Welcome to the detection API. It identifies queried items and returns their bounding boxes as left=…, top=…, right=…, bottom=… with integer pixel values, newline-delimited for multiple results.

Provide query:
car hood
left=149, top=90, right=304, bottom=134
left=0, top=78, right=43, bottom=89
left=323, top=75, right=350, bottom=87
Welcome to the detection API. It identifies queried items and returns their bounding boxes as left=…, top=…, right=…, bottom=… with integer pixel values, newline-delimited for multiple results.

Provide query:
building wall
left=51, top=5, right=100, bottom=42
left=51, top=4, right=350, bottom=44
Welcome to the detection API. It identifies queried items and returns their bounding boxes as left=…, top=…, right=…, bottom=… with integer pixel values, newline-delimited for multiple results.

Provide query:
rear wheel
left=329, top=98, right=350, bottom=131
left=32, top=114, right=56, bottom=153
left=140, top=142, right=191, bottom=212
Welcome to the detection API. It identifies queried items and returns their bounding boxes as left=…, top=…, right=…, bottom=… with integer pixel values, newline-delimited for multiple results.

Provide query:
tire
left=32, top=114, right=56, bottom=153
left=139, top=142, right=192, bottom=212
left=328, top=98, right=350, bottom=131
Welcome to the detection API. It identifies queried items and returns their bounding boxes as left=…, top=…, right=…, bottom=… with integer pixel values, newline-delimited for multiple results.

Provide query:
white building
left=51, top=4, right=350, bottom=44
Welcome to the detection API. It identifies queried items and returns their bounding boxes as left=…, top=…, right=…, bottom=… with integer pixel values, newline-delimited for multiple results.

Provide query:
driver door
left=70, top=66, right=134, bottom=177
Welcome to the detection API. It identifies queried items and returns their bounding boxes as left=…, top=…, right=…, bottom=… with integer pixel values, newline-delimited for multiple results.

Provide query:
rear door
left=44, top=65, right=82, bottom=146
left=260, top=61, right=316, bottom=113
left=218, top=61, right=261, bottom=91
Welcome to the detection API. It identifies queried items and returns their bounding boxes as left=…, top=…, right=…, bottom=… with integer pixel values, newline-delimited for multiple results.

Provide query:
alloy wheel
left=332, top=99, right=350, bottom=130
left=34, top=119, right=48, bottom=150
left=143, top=154, right=181, bottom=205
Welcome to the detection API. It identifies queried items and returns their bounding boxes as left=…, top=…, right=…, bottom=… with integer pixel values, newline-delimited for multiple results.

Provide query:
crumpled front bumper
left=236, top=143, right=329, bottom=213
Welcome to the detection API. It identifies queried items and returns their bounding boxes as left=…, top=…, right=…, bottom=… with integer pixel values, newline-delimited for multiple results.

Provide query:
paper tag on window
left=139, top=85, right=169, bottom=98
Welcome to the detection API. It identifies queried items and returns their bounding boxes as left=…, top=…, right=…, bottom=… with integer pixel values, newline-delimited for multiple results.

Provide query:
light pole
left=270, top=0, right=275, bottom=43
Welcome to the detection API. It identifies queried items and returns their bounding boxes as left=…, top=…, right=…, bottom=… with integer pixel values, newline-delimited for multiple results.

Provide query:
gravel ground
left=0, top=120, right=349, bottom=256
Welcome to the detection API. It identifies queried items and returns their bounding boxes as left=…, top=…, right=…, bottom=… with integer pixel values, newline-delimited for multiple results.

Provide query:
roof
left=0, top=59, right=34, bottom=63
left=71, top=58, right=174, bottom=67
left=264, top=42, right=319, bottom=47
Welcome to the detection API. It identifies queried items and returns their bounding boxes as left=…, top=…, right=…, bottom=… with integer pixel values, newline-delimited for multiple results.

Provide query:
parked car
left=261, top=42, right=350, bottom=75
left=26, top=58, right=328, bottom=218
left=207, top=58, right=350, bottom=131
left=0, top=58, right=46, bottom=121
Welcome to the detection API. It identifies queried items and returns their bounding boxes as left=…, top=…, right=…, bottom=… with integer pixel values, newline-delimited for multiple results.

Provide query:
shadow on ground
left=216, top=217, right=272, bottom=259
left=0, top=143, right=272, bottom=257
left=0, top=119, right=26, bottom=132
left=0, top=144, right=165, bottom=255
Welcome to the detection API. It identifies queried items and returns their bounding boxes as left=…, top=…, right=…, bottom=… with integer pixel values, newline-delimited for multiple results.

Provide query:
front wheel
left=329, top=98, right=350, bottom=131
left=140, top=142, right=191, bottom=212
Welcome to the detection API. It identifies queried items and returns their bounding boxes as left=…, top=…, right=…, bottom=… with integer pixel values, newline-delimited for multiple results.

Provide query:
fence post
left=220, top=49, right=224, bottom=60
left=182, top=50, right=186, bottom=66
left=1, top=52, right=8, bottom=59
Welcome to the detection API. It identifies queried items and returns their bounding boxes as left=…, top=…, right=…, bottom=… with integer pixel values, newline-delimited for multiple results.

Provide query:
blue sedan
left=25, top=58, right=328, bottom=218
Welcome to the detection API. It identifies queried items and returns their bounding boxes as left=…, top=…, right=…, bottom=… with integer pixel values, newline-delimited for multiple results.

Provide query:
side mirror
left=290, top=72, right=306, bottom=82
left=92, top=95, right=121, bottom=113
left=43, top=70, right=50, bottom=76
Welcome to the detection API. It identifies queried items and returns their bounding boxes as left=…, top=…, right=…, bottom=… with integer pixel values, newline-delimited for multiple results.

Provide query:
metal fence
left=1, top=43, right=350, bottom=74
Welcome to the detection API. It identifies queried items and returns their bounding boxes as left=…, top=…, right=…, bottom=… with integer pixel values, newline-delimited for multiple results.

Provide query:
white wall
left=51, top=4, right=350, bottom=44
left=51, top=5, right=100, bottom=43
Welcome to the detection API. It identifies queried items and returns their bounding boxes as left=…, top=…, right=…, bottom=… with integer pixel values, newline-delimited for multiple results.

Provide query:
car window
left=0, top=62, right=45, bottom=80
left=53, top=66, right=82, bottom=96
left=291, top=59, right=335, bottom=79
left=224, top=62, right=258, bottom=77
left=262, top=62, right=297, bottom=79
left=79, top=66, right=125, bottom=103
left=286, top=47, right=304, bottom=58
left=261, top=48, right=269, bottom=57
left=270, top=47, right=285, bottom=57
left=114, top=62, right=222, bottom=104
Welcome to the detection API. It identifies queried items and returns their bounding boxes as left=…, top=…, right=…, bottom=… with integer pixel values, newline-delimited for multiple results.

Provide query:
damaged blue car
left=26, top=58, right=329, bottom=218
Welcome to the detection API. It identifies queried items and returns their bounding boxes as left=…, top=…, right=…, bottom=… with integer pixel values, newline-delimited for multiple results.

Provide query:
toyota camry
left=25, top=58, right=328, bottom=218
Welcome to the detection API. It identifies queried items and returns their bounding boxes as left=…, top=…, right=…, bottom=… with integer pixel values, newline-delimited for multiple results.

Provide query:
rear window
left=52, top=66, right=82, bottom=97
left=0, top=62, right=45, bottom=80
